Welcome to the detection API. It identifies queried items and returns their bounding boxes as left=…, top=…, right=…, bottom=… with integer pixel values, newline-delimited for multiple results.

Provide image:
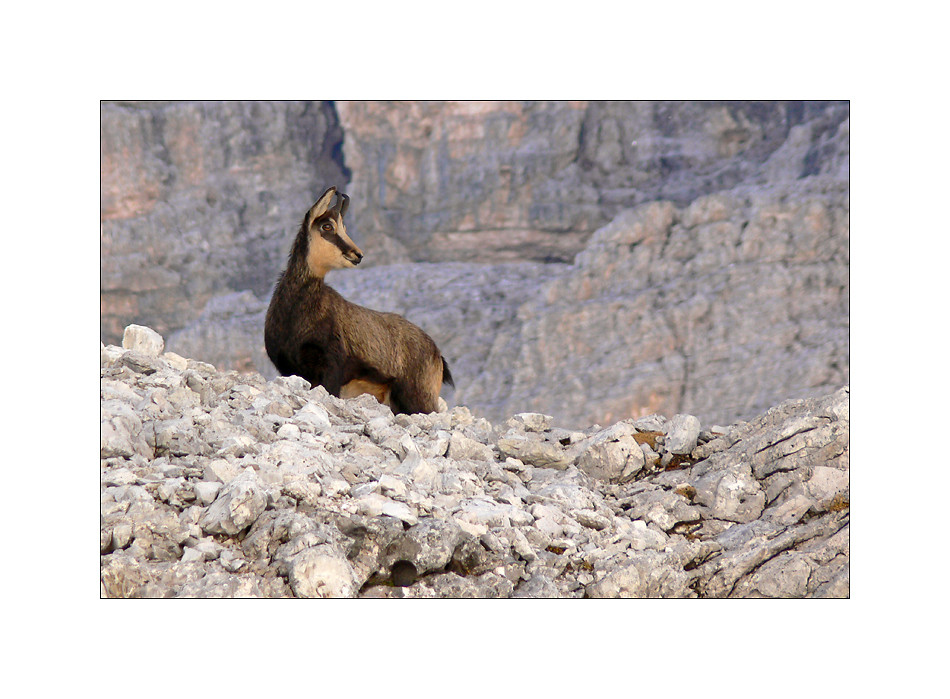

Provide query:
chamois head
left=302, top=186, right=363, bottom=278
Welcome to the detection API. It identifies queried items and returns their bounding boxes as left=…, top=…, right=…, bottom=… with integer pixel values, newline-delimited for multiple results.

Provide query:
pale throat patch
left=306, top=235, right=346, bottom=278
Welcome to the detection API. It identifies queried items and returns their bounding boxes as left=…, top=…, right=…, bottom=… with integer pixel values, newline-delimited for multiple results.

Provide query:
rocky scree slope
left=101, top=325, right=849, bottom=598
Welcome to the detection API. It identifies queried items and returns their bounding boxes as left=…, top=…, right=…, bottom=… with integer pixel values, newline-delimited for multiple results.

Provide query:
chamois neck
left=287, top=229, right=328, bottom=283
left=286, top=256, right=328, bottom=287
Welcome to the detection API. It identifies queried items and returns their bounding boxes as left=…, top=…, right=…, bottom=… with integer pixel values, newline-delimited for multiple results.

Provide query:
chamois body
left=265, top=187, right=452, bottom=414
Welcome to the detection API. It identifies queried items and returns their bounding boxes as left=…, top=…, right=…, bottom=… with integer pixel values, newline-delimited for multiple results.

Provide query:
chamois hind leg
left=340, top=378, right=392, bottom=408
left=389, top=385, right=435, bottom=415
left=390, top=356, right=444, bottom=415
left=338, top=357, right=393, bottom=407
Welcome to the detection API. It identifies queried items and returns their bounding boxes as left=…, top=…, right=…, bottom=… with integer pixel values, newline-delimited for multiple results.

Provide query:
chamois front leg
left=299, top=341, right=345, bottom=395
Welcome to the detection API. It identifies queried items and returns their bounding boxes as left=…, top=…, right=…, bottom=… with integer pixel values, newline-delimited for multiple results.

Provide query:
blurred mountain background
left=100, top=100, right=849, bottom=428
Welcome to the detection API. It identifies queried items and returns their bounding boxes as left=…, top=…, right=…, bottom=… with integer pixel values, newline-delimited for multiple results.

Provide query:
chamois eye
left=321, top=223, right=333, bottom=232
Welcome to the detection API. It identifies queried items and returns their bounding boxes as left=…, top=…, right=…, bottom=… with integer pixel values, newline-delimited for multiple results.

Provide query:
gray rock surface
left=122, top=324, right=165, bottom=356
left=101, top=326, right=849, bottom=598
left=451, top=178, right=849, bottom=427
left=666, top=414, right=701, bottom=455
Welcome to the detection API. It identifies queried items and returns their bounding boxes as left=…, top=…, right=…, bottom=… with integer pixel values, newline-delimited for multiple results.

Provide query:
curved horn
left=338, top=193, right=350, bottom=217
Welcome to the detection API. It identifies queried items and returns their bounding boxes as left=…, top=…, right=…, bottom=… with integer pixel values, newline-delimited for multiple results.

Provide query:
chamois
left=264, top=186, right=453, bottom=414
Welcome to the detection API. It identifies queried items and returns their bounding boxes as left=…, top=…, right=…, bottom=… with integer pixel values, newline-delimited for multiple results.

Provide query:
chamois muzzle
left=346, top=249, right=363, bottom=265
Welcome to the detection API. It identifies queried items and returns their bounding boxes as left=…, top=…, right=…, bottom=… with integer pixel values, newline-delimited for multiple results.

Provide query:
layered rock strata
left=335, top=100, right=849, bottom=264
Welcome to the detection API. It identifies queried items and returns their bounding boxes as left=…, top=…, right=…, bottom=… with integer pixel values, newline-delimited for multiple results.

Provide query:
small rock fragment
left=506, top=413, right=553, bottom=432
left=665, top=414, right=701, bottom=455
left=199, top=471, right=267, bottom=536
left=122, top=324, right=165, bottom=357
left=288, top=545, right=359, bottom=598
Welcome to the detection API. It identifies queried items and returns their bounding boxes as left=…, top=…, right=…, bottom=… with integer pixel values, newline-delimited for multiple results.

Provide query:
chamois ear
left=305, top=187, right=338, bottom=228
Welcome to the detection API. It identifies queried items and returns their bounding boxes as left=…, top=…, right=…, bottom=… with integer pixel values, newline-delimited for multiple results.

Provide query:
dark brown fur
left=265, top=187, right=453, bottom=414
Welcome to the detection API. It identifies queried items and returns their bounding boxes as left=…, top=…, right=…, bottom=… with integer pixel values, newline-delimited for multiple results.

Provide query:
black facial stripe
left=324, top=228, right=355, bottom=256
left=316, top=214, right=356, bottom=256
left=333, top=236, right=355, bottom=256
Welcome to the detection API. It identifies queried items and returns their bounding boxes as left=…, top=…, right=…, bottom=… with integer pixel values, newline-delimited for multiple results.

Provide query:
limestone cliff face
left=457, top=179, right=850, bottom=427
left=101, top=100, right=849, bottom=428
left=335, top=101, right=595, bottom=263
left=335, top=100, right=848, bottom=264
left=100, top=100, right=349, bottom=347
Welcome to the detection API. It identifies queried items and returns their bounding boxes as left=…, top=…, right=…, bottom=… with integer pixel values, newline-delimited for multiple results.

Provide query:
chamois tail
left=442, top=357, right=454, bottom=387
